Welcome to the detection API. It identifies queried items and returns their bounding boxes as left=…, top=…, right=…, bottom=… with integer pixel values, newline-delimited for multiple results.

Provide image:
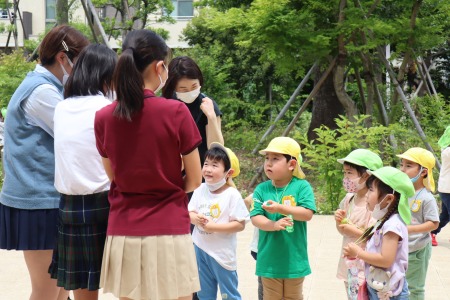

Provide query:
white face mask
left=176, top=87, right=201, bottom=104
left=205, top=171, right=230, bottom=192
left=372, top=195, right=391, bottom=220
left=60, top=55, right=73, bottom=86
left=154, top=63, right=168, bottom=94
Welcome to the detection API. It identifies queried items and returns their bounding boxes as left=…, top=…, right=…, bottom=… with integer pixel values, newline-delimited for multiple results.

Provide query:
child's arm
left=263, top=201, right=313, bottom=221
left=407, top=220, right=439, bottom=234
left=251, top=215, right=293, bottom=231
left=338, top=224, right=365, bottom=238
left=202, top=219, right=245, bottom=233
left=189, top=211, right=208, bottom=227
left=343, top=232, right=400, bottom=269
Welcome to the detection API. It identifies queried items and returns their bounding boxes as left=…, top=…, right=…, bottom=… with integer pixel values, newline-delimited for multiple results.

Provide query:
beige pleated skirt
left=100, top=234, right=200, bottom=300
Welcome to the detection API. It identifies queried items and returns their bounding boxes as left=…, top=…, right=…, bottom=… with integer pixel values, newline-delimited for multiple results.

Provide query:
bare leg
left=23, top=250, right=61, bottom=300
left=57, top=289, right=70, bottom=300
left=73, top=289, right=98, bottom=300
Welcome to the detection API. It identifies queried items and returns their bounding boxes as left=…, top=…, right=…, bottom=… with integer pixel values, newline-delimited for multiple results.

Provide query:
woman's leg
left=23, top=250, right=64, bottom=300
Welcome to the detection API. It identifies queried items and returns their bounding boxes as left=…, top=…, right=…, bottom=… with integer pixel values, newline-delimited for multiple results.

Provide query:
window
left=46, top=0, right=56, bottom=25
left=171, top=0, right=193, bottom=19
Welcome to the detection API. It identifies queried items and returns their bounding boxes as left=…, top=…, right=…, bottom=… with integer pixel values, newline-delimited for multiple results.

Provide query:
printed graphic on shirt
left=210, top=203, right=221, bottom=218
left=410, top=199, right=422, bottom=212
left=281, top=195, right=296, bottom=207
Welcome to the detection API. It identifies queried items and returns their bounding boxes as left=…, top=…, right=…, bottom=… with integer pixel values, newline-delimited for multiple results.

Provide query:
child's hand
left=273, top=216, right=293, bottom=231
left=334, top=209, right=346, bottom=223
left=200, top=217, right=215, bottom=233
left=196, top=213, right=209, bottom=226
left=343, top=242, right=362, bottom=259
left=262, top=200, right=279, bottom=213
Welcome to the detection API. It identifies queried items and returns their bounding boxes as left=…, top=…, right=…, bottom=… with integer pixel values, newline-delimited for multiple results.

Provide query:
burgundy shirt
left=95, top=90, right=201, bottom=236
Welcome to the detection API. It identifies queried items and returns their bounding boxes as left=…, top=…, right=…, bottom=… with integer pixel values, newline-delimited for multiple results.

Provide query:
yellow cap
left=209, top=142, right=240, bottom=188
left=396, top=147, right=436, bottom=192
left=259, top=137, right=306, bottom=179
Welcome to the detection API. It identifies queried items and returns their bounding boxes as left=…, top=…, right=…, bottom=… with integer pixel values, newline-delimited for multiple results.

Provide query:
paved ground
left=1, top=215, right=450, bottom=299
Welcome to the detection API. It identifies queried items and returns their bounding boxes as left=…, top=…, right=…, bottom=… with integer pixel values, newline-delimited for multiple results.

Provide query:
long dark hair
left=39, top=25, right=89, bottom=66
left=357, top=176, right=400, bottom=244
left=64, top=44, right=117, bottom=98
left=162, top=56, right=204, bottom=99
left=113, top=30, right=170, bottom=121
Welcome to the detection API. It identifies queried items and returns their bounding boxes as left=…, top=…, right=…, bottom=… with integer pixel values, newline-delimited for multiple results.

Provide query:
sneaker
left=431, top=233, right=438, bottom=246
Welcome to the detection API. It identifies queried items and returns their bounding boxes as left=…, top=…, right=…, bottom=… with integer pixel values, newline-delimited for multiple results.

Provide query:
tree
left=92, top=0, right=174, bottom=39
left=182, top=0, right=450, bottom=140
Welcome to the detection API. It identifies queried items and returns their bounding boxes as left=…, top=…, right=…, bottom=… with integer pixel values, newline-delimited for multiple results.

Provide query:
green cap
left=337, top=149, right=383, bottom=171
left=367, top=166, right=414, bottom=224
left=438, top=126, right=450, bottom=150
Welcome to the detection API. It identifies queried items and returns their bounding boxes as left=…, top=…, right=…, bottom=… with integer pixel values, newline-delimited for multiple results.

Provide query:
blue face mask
left=410, top=166, right=423, bottom=183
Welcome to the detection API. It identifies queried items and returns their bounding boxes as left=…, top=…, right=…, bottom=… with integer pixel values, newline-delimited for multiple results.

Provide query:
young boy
left=188, top=143, right=249, bottom=300
left=250, top=137, right=316, bottom=299
left=398, top=147, right=440, bottom=300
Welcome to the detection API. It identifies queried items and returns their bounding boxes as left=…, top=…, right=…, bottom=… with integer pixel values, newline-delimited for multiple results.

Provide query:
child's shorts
left=100, top=234, right=200, bottom=300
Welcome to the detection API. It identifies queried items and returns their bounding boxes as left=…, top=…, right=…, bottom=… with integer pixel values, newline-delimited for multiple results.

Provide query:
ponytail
left=112, top=30, right=169, bottom=121
left=113, top=48, right=144, bottom=121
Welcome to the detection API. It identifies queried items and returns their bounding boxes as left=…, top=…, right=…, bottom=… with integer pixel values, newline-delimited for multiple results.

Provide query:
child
left=188, top=143, right=249, bottom=299
left=95, top=30, right=202, bottom=300
left=343, top=167, right=415, bottom=299
left=48, top=44, right=117, bottom=300
left=397, top=148, right=439, bottom=300
left=431, top=126, right=450, bottom=246
left=334, top=149, right=383, bottom=299
left=251, top=137, right=316, bottom=299
left=244, top=193, right=264, bottom=300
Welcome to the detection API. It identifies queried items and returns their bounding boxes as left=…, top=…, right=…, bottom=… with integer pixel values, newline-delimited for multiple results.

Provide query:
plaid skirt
left=48, top=191, right=110, bottom=291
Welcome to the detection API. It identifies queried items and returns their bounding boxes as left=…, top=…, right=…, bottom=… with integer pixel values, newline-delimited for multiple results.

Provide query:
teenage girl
left=94, top=30, right=202, bottom=300
left=49, top=44, right=117, bottom=300
left=334, top=149, right=382, bottom=299
left=343, top=166, right=415, bottom=299
left=0, top=25, right=89, bottom=300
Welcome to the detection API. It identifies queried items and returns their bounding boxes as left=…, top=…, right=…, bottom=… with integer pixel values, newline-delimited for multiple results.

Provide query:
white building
left=0, top=0, right=194, bottom=49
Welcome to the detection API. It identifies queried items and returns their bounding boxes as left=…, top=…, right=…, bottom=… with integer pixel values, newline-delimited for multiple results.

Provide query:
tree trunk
left=307, top=66, right=345, bottom=141
left=334, top=0, right=358, bottom=119
left=56, top=0, right=69, bottom=25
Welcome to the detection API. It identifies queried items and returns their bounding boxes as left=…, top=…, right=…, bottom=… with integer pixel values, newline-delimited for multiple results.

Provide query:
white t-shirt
left=54, top=94, right=111, bottom=195
left=438, top=147, right=450, bottom=193
left=188, top=183, right=250, bottom=270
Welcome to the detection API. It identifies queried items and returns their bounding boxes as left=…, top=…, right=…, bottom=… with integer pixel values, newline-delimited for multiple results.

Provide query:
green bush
left=0, top=50, right=35, bottom=108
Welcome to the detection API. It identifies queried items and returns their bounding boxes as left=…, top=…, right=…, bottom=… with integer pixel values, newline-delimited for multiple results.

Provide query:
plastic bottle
left=286, top=215, right=294, bottom=233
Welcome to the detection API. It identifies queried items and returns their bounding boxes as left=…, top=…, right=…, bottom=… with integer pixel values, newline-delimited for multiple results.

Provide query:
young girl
left=94, top=30, right=202, bottom=300
left=49, top=44, right=117, bottom=300
left=334, top=149, right=382, bottom=299
left=343, top=167, right=415, bottom=299
left=0, top=25, right=89, bottom=300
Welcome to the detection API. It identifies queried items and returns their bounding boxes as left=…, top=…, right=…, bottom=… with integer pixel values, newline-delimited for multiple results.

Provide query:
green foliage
left=0, top=50, right=35, bottom=108
left=297, top=115, right=393, bottom=213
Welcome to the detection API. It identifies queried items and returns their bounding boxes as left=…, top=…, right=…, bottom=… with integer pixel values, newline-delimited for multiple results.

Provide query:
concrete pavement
left=1, top=215, right=450, bottom=299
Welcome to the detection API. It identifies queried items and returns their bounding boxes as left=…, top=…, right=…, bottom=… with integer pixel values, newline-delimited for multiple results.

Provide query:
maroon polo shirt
left=95, top=89, right=201, bottom=236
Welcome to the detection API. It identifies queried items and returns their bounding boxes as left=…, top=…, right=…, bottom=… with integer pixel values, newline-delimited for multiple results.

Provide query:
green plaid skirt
left=49, top=191, right=110, bottom=290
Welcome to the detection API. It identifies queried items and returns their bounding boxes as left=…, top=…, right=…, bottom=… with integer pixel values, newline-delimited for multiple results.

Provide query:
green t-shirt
left=250, top=177, right=316, bottom=278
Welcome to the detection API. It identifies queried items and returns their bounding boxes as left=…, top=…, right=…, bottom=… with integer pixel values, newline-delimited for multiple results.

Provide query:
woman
left=163, top=56, right=224, bottom=164
left=95, top=30, right=202, bottom=300
left=0, top=25, right=89, bottom=300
